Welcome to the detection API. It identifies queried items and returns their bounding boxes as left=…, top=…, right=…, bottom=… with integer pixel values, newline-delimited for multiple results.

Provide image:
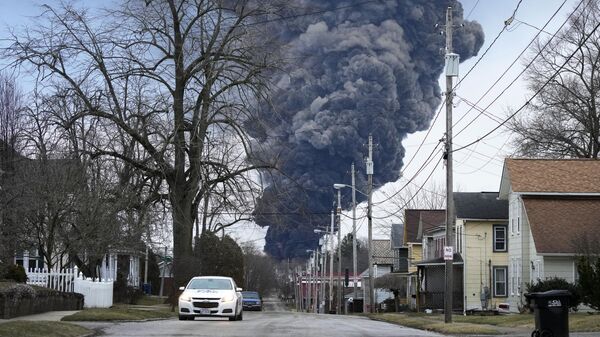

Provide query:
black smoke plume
left=248, top=0, right=484, bottom=259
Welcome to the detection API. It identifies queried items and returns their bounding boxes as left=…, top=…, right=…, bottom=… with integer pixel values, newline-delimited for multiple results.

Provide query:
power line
left=371, top=144, right=444, bottom=207
left=464, top=0, right=481, bottom=20
left=453, top=0, right=524, bottom=92
left=393, top=0, right=525, bottom=201
left=454, top=10, right=600, bottom=153
left=452, top=0, right=572, bottom=138
left=244, top=0, right=398, bottom=26
left=372, top=155, right=444, bottom=220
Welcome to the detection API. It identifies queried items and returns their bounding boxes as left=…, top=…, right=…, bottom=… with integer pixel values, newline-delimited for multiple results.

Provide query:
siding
left=408, top=244, right=422, bottom=274
left=462, top=220, right=509, bottom=310
left=508, top=191, right=527, bottom=312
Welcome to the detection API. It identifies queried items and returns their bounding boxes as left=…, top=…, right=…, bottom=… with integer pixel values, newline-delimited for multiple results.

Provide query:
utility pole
left=307, top=257, right=312, bottom=312
left=320, top=241, right=326, bottom=313
left=351, top=162, right=358, bottom=312
left=295, top=267, right=299, bottom=312
left=144, top=246, right=149, bottom=286
left=367, top=134, right=375, bottom=313
left=444, top=6, right=459, bottom=324
left=336, top=188, right=342, bottom=314
left=329, top=210, right=335, bottom=313
left=299, top=269, right=304, bottom=312
left=314, top=250, right=319, bottom=313
left=159, top=246, right=167, bottom=297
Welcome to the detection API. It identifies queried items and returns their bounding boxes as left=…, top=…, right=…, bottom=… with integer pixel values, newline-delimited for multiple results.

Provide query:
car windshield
left=242, top=291, right=259, bottom=299
left=187, top=278, right=233, bottom=290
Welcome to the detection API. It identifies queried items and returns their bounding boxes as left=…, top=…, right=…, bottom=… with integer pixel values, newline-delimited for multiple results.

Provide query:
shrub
left=525, top=277, right=580, bottom=309
left=576, top=256, right=600, bottom=311
left=3, top=265, right=27, bottom=283
left=113, top=271, right=143, bottom=304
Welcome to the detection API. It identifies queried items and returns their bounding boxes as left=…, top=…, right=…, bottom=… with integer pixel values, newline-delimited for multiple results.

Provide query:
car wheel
left=179, top=315, right=189, bottom=321
left=238, top=310, right=243, bottom=321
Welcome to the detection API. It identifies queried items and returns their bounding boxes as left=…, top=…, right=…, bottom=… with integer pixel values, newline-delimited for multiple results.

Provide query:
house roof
left=522, top=197, right=600, bottom=254
left=500, top=159, right=600, bottom=198
left=423, top=225, right=445, bottom=236
left=454, top=192, right=508, bottom=220
left=372, top=239, right=394, bottom=265
left=390, top=223, right=404, bottom=249
left=404, top=209, right=445, bottom=244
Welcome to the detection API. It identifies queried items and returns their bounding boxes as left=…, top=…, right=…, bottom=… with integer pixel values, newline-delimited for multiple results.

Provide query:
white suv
left=178, top=276, right=243, bottom=321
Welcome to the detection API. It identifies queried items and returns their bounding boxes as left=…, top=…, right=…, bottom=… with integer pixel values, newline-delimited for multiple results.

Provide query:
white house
left=499, top=158, right=600, bottom=312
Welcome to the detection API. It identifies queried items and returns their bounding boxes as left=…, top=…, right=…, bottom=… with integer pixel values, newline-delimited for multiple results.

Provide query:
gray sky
left=0, top=0, right=580, bottom=248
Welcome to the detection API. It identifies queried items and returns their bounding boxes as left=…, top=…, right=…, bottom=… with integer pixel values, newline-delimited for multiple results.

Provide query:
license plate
left=200, top=308, right=210, bottom=315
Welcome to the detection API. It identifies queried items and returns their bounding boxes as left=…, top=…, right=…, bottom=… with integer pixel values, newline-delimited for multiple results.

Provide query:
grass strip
left=61, top=307, right=174, bottom=321
left=371, top=313, right=500, bottom=335
left=135, top=296, right=167, bottom=306
left=569, top=313, right=600, bottom=332
left=0, top=321, right=91, bottom=337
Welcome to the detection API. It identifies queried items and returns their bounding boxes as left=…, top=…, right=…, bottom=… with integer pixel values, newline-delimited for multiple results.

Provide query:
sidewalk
left=0, top=310, right=80, bottom=323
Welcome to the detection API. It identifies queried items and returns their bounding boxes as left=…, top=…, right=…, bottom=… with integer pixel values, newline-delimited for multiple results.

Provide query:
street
left=75, top=298, right=443, bottom=337
left=77, top=312, right=443, bottom=337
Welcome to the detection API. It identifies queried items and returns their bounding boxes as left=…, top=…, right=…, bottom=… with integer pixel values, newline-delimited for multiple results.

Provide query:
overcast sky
left=0, top=0, right=580, bottom=249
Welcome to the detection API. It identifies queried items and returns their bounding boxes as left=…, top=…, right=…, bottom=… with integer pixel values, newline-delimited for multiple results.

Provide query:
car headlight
left=220, top=293, right=235, bottom=302
left=179, top=295, right=192, bottom=302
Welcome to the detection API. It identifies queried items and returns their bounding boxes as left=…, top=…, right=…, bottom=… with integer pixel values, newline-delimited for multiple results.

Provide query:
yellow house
left=454, top=192, right=508, bottom=311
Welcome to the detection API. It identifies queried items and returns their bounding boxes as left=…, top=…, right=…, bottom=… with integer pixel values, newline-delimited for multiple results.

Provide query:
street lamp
left=305, top=250, right=313, bottom=313
left=333, top=162, right=374, bottom=314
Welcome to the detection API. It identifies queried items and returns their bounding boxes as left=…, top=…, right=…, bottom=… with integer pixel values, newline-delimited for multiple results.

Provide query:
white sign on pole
left=443, top=246, right=454, bottom=261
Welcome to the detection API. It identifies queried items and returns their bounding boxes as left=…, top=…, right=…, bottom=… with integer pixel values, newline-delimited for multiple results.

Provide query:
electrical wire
left=464, top=0, right=481, bottom=20
left=244, top=0, right=399, bottom=26
left=454, top=14, right=600, bottom=153
left=452, top=0, right=572, bottom=137
left=390, top=0, right=526, bottom=202
left=372, top=155, right=444, bottom=220
left=453, top=0, right=524, bottom=91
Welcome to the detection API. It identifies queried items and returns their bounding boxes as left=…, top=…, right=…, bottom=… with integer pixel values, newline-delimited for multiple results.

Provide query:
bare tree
left=241, top=243, right=276, bottom=295
left=7, top=0, right=281, bottom=286
left=508, top=0, right=600, bottom=158
left=0, top=72, right=25, bottom=263
left=375, top=180, right=446, bottom=234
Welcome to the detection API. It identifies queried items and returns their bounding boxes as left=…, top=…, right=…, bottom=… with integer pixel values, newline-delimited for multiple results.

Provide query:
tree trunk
left=170, top=188, right=195, bottom=289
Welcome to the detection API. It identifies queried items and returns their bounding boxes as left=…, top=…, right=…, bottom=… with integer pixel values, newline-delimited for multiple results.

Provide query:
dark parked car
left=241, top=291, right=262, bottom=311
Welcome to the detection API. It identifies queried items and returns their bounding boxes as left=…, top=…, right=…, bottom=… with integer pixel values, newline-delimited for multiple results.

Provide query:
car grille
left=192, top=297, right=220, bottom=301
left=193, top=302, right=219, bottom=308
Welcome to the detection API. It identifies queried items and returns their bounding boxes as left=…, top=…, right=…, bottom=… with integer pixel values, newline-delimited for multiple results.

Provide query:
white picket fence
left=26, top=266, right=114, bottom=308
left=27, top=267, right=76, bottom=292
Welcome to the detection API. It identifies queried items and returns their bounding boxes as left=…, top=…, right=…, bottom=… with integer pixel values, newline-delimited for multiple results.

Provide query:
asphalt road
left=77, top=309, right=443, bottom=337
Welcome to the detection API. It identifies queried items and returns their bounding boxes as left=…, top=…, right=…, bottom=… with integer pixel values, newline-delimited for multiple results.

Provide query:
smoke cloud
left=248, top=0, right=484, bottom=259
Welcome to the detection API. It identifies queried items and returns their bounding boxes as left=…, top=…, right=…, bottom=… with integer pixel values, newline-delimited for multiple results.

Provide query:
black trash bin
left=525, top=290, right=571, bottom=337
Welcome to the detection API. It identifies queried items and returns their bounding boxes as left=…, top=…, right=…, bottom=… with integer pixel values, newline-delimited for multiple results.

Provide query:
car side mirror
left=236, top=287, right=243, bottom=292
left=179, top=286, right=185, bottom=291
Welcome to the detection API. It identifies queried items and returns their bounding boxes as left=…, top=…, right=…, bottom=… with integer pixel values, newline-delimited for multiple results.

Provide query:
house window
left=493, top=266, right=508, bottom=297
left=493, top=225, right=507, bottom=252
